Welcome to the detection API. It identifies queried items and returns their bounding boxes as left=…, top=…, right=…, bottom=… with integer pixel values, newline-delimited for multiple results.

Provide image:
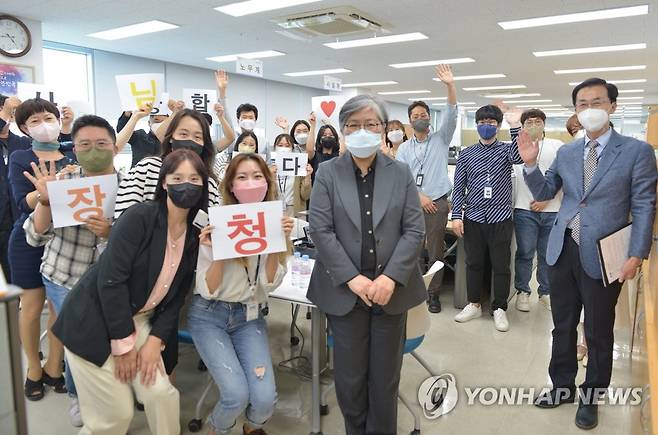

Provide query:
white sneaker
left=539, top=295, right=552, bottom=311
left=69, top=396, right=83, bottom=427
left=493, top=309, right=509, bottom=332
left=515, top=292, right=530, bottom=312
left=454, top=303, right=482, bottom=323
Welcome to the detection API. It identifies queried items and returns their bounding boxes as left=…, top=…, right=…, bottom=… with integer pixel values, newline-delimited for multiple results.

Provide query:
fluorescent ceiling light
left=284, top=68, right=351, bottom=77
left=502, top=99, right=552, bottom=103
left=463, top=85, right=526, bottom=91
left=617, top=96, right=644, bottom=100
left=533, top=43, right=646, bottom=57
left=617, top=89, right=644, bottom=93
left=325, top=32, right=428, bottom=49
left=88, top=20, right=178, bottom=40
left=342, top=81, right=398, bottom=88
left=618, top=102, right=643, bottom=105
left=408, top=97, right=447, bottom=101
left=215, top=0, right=322, bottom=17
left=378, top=90, right=431, bottom=95
left=555, top=65, right=646, bottom=74
left=516, top=104, right=563, bottom=108
left=498, top=5, right=649, bottom=30
left=445, top=74, right=506, bottom=81
left=569, top=79, right=647, bottom=85
left=389, top=58, right=475, bottom=69
left=207, top=50, right=285, bottom=63
left=432, top=102, right=477, bottom=106
left=484, top=93, right=541, bottom=98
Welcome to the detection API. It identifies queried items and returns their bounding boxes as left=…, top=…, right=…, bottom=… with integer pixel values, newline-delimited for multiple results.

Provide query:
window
left=42, top=43, right=94, bottom=111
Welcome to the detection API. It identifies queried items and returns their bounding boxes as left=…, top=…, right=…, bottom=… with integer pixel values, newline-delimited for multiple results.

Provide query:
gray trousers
left=327, top=301, right=407, bottom=435
left=423, top=197, right=449, bottom=296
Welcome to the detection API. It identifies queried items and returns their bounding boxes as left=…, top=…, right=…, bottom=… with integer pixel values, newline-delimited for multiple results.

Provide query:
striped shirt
left=451, top=127, right=522, bottom=224
left=114, top=156, right=221, bottom=219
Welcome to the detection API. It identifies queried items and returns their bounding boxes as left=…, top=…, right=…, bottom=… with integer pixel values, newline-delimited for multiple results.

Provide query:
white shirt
left=513, top=137, right=564, bottom=212
left=277, top=174, right=295, bottom=206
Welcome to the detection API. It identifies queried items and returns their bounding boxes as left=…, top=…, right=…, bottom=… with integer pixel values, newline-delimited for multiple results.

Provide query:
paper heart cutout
left=320, top=100, right=336, bottom=118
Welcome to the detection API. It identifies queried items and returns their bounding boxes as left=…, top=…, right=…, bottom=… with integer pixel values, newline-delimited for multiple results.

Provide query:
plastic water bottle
left=300, top=255, right=311, bottom=290
left=291, top=252, right=301, bottom=288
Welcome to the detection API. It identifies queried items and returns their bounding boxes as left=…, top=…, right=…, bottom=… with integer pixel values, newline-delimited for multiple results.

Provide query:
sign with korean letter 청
left=209, top=201, right=286, bottom=261
left=275, top=152, right=308, bottom=177
left=47, top=175, right=118, bottom=228
left=115, top=73, right=164, bottom=111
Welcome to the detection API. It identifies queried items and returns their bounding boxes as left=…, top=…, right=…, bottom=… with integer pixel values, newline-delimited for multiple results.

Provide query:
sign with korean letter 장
left=46, top=175, right=118, bottom=228
left=209, top=201, right=286, bottom=261
left=323, top=75, right=342, bottom=92
left=235, top=58, right=263, bottom=78
left=182, top=88, right=217, bottom=122
left=150, top=92, right=171, bottom=116
left=311, top=95, right=348, bottom=130
left=115, top=73, right=164, bottom=111
left=275, top=152, right=308, bottom=177
left=17, top=82, right=60, bottom=106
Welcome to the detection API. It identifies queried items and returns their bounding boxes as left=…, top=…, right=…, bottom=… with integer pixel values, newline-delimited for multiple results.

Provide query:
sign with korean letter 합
left=209, top=201, right=286, bottom=261
left=182, top=88, right=217, bottom=122
left=47, top=175, right=118, bottom=228
left=275, top=152, right=308, bottom=177
left=115, top=73, right=164, bottom=111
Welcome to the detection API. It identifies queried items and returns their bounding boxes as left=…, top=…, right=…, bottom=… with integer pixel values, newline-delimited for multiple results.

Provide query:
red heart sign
left=320, top=100, right=336, bottom=118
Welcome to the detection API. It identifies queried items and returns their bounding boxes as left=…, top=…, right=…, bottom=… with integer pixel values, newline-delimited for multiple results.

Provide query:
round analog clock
left=0, top=15, right=32, bottom=58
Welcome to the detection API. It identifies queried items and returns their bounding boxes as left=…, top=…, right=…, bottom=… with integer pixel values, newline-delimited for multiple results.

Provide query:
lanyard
left=277, top=175, right=288, bottom=194
left=244, top=255, right=261, bottom=296
left=412, top=135, right=431, bottom=172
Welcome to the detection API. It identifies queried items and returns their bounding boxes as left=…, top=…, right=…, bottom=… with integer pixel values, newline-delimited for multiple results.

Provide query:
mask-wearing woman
left=52, top=149, right=208, bottom=435
left=271, top=133, right=313, bottom=217
left=188, top=153, right=293, bottom=435
left=308, top=124, right=340, bottom=183
left=383, top=120, right=408, bottom=159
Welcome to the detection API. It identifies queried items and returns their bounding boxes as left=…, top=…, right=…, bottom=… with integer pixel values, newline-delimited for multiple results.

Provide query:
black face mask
left=167, top=182, right=203, bottom=209
left=320, top=136, right=337, bottom=149
left=171, top=139, right=203, bottom=155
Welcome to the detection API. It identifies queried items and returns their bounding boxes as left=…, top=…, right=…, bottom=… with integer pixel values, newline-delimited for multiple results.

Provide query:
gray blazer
left=307, top=151, right=426, bottom=316
left=524, top=129, right=657, bottom=279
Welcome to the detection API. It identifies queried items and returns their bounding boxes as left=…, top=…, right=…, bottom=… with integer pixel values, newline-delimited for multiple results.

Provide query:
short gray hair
left=338, top=94, right=389, bottom=132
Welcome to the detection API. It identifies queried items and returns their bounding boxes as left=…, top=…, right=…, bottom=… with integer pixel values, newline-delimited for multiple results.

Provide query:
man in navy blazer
left=518, top=77, right=657, bottom=430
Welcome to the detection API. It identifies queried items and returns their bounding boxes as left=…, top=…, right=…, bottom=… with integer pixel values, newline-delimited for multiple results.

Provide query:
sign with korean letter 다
left=115, top=73, right=164, bottom=111
left=275, top=152, right=308, bottom=177
left=47, top=175, right=118, bottom=228
left=209, top=201, right=286, bottom=261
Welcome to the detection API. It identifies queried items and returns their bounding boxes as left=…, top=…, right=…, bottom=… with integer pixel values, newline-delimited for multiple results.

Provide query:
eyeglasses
left=344, top=121, right=383, bottom=133
left=575, top=99, right=610, bottom=111
left=75, top=140, right=114, bottom=151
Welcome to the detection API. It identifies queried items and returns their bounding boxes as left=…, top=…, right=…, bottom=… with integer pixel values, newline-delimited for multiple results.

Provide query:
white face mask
left=239, top=119, right=256, bottom=132
left=577, top=108, right=609, bottom=133
left=275, top=146, right=292, bottom=153
left=345, top=129, right=381, bottom=159
left=28, top=121, right=61, bottom=143
left=387, top=129, right=404, bottom=143
left=150, top=122, right=163, bottom=134
left=294, top=133, right=308, bottom=145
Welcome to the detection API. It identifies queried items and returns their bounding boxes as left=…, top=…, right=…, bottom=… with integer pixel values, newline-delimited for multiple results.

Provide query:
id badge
left=484, top=186, right=493, bottom=199
left=415, top=173, right=424, bottom=187
left=246, top=302, right=259, bottom=322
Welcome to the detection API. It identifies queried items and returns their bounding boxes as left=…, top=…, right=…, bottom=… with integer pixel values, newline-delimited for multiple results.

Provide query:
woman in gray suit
left=307, top=95, right=426, bottom=435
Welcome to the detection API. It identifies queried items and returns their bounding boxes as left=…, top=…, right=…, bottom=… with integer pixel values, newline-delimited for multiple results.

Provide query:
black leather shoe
left=575, top=403, right=598, bottom=430
left=428, top=294, right=441, bottom=313
left=534, top=388, right=577, bottom=408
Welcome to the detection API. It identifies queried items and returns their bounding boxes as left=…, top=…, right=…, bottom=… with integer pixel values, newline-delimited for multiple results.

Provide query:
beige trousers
left=65, top=312, right=180, bottom=435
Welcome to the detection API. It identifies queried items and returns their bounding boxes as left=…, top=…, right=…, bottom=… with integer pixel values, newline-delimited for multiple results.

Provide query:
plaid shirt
left=23, top=171, right=121, bottom=289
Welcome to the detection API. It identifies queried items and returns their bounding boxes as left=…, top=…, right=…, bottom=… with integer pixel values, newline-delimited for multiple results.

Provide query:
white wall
left=0, top=15, right=44, bottom=82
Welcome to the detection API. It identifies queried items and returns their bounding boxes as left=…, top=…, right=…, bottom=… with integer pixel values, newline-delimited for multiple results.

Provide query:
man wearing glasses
left=395, top=64, right=458, bottom=314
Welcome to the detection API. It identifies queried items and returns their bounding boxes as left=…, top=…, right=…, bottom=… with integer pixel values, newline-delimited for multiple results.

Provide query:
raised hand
left=308, top=112, right=317, bottom=126
left=504, top=107, right=523, bottom=128
left=275, top=116, right=289, bottom=131
left=133, top=103, right=153, bottom=120
left=435, top=64, right=454, bottom=85
left=517, top=129, right=540, bottom=166
left=214, top=103, right=225, bottom=119
left=281, top=216, right=294, bottom=238
left=214, top=69, right=229, bottom=92
left=199, top=224, right=214, bottom=247
left=24, top=160, right=57, bottom=202
left=60, top=106, right=75, bottom=130
left=0, top=96, right=21, bottom=121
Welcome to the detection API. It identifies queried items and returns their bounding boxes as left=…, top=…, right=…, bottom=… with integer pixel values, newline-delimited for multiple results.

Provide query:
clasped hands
left=347, top=274, right=396, bottom=307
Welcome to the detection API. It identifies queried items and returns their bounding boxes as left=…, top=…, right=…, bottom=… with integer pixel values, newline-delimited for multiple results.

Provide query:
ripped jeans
left=188, top=295, right=277, bottom=434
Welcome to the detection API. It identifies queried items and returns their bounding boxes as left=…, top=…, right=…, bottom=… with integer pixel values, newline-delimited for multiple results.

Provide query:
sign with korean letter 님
left=275, top=152, right=308, bottom=177
left=115, top=73, right=164, bottom=111
left=46, top=175, right=118, bottom=229
left=209, top=201, right=286, bottom=261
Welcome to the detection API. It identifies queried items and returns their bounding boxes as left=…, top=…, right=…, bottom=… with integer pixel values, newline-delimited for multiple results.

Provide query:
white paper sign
left=323, top=75, right=342, bottom=92
left=115, top=73, right=165, bottom=111
left=182, top=88, right=217, bottom=122
left=150, top=92, right=171, bottom=116
left=17, top=82, right=60, bottom=106
left=311, top=95, right=349, bottom=130
left=275, top=152, right=308, bottom=177
left=209, top=201, right=286, bottom=261
left=47, top=175, right=118, bottom=229
left=235, top=58, right=263, bottom=78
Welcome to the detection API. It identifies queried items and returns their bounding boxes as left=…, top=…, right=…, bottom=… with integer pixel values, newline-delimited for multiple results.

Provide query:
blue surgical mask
left=477, top=124, right=497, bottom=141
left=345, top=129, right=381, bottom=158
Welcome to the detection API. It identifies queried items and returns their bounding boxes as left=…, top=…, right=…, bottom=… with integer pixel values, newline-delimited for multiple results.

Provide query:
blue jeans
left=187, top=295, right=277, bottom=434
left=513, top=209, right=556, bottom=296
left=42, top=275, right=77, bottom=397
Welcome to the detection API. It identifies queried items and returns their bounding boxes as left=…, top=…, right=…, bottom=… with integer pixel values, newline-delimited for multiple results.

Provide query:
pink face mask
left=232, top=179, right=268, bottom=203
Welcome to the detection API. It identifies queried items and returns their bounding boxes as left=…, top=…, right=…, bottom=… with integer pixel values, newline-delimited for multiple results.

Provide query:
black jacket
left=52, top=200, right=199, bottom=368
left=116, top=113, right=161, bottom=167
